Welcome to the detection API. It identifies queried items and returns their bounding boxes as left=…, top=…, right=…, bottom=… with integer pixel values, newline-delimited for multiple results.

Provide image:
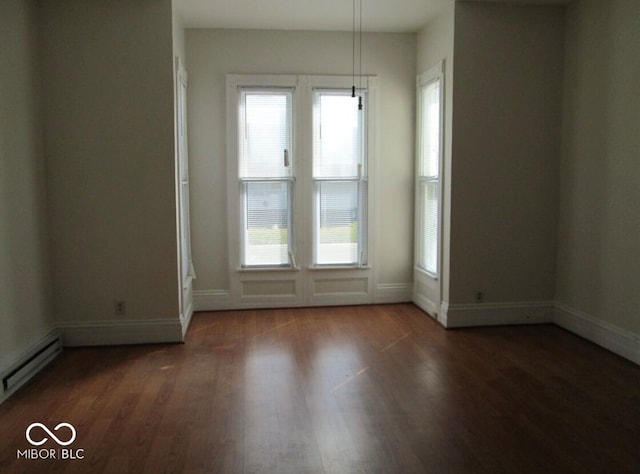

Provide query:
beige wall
left=557, top=0, right=640, bottom=335
left=39, top=0, right=180, bottom=326
left=0, top=0, right=55, bottom=370
left=172, top=0, right=186, bottom=63
left=450, top=3, right=564, bottom=306
left=186, top=29, right=416, bottom=296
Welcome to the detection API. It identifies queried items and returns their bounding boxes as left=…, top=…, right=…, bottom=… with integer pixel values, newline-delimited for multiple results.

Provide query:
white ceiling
left=174, top=0, right=571, bottom=33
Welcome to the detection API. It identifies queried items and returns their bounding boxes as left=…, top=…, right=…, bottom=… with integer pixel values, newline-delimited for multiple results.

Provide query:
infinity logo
left=26, top=423, right=77, bottom=446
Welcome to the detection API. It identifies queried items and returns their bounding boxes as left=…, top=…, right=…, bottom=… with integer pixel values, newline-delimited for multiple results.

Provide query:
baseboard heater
left=2, top=335, right=62, bottom=395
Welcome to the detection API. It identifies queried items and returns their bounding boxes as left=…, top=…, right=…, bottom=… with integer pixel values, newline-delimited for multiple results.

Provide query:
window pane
left=313, top=92, right=363, bottom=178
left=420, top=80, right=440, bottom=178
left=243, top=181, right=291, bottom=266
left=316, top=181, right=360, bottom=265
left=419, top=180, right=439, bottom=274
left=240, top=91, right=292, bottom=179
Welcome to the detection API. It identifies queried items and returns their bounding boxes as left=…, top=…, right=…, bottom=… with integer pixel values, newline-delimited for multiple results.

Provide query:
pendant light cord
left=359, top=0, right=362, bottom=90
left=352, top=0, right=356, bottom=97
left=352, top=0, right=363, bottom=109
left=359, top=0, right=363, bottom=110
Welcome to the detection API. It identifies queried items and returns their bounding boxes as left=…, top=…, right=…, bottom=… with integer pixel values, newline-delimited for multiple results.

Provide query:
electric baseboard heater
left=2, top=335, right=62, bottom=395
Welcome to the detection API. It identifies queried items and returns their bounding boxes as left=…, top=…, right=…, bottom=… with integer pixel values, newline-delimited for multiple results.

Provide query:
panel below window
left=243, top=181, right=291, bottom=267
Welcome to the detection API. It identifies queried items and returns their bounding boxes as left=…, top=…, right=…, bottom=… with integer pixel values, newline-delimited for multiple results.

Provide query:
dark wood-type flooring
left=1, top=304, right=639, bottom=473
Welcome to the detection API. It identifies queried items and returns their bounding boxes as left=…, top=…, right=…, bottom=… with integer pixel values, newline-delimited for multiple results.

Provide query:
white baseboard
left=441, top=301, right=555, bottom=328
left=193, top=290, right=233, bottom=311
left=554, top=303, right=640, bottom=365
left=413, top=292, right=439, bottom=320
left=181, top=300, right=194, bottom=337
left=195, top=284, right=413, bottom=311
left=374, top=283, right=413, bottom=304
left=58, top=318, right=184, bottom=346
left=195, top=291, right=640, bottom=367
left=1, top=328, right=61, bottom=405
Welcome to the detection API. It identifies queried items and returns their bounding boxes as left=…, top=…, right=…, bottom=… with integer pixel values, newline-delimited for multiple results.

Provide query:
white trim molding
left=441, top=301, right=555, bottom=328
left=194, top=290, right=233, bottom=311
left=413, top=291, right=439, bottom=320
left=181, top=299, right=194, bottom=337
left=554, top=303, right=640, bottom=365
left=375, top=283, right=413, bottom=304
left=58, top=318, right=184, bottom=347
left=225, top=73, right=380, bottom=310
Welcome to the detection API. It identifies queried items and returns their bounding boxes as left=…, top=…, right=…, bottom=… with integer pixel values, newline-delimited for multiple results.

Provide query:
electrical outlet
left=115, top=300, right=126, bottom=316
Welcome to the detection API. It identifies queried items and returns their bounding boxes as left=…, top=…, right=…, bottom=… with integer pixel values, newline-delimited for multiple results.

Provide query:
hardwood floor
left=1, top=304, right=639, bottom=473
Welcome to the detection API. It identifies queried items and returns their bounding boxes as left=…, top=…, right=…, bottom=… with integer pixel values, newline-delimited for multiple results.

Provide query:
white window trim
left=226, top=74, right=300, bottom=271
left=311, top=87, right=368, bottom=268
left=226, top=74, right=378, bottom=308
left=415, top=62, right=444, bottom=280
left=238, top=88, right=295, bottom=269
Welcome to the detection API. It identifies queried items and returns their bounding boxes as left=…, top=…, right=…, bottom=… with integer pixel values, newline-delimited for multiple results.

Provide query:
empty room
left=1, top=0, right=639, bottom=472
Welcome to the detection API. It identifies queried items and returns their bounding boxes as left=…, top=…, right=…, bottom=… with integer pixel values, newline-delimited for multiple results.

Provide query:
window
left=226, top=74, right=377, bottom=307
left=313, top=90, right=367, bottom=266
left=416, top=72, right=442, bottom=276
left=176, top=59, right=194, bottom=290
left=238, top=89, right=294, bottom=267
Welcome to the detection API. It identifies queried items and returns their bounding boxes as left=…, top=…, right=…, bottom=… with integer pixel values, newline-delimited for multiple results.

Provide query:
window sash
left=240, top=179, right=293, bottom=268
left=239, top=89, right=293, bottom=180
left=417, top=178, right=438, bottom=274
left=416, top=72, right=442, bottom=277
left=313, top=179, right=367, bottom=266
left=312, top=89, right=367, bottom=267
left=313, top=89, right=366, bottom=179
left=419, top=79, right=440, bottom=179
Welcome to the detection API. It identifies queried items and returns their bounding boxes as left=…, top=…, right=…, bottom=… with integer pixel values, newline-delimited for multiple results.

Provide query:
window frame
left=226, top=74, right=378, bottom=308
left=415, top=64, right=444, bottom=279
left=237, top=87, right=295, bottom=268
left=311, top=88, right=368, bottom=268
left=227, top=75, right=301, bottom=274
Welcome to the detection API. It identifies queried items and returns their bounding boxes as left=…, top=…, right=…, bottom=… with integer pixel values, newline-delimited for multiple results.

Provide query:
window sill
left=236, top=266, right=299, bottom=273
left=236, top=265, right=371, bottom=272
left=414, top=265, right=438, bottom=280
left=308, top=265, right=371, bottom=271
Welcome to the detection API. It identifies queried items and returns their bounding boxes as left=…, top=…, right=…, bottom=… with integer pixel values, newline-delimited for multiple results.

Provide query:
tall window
left=238, top=89, right=294, bottom=267
left=416, top=75, right=442, bottom=275
left=228, top=74, right=376, bottom=293
left=176, top=62, right=192, bottom=285
left=313, top=90, right=367, bottom=266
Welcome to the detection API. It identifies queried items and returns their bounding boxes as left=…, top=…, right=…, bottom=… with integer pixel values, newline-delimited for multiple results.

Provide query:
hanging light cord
left=359, top=0, right=362, bottom=87
left=358, top=0, right=363, bottom=110
left=352, top=0, right=356, bottom=98
left=351, top=0, right=363, bottom=109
